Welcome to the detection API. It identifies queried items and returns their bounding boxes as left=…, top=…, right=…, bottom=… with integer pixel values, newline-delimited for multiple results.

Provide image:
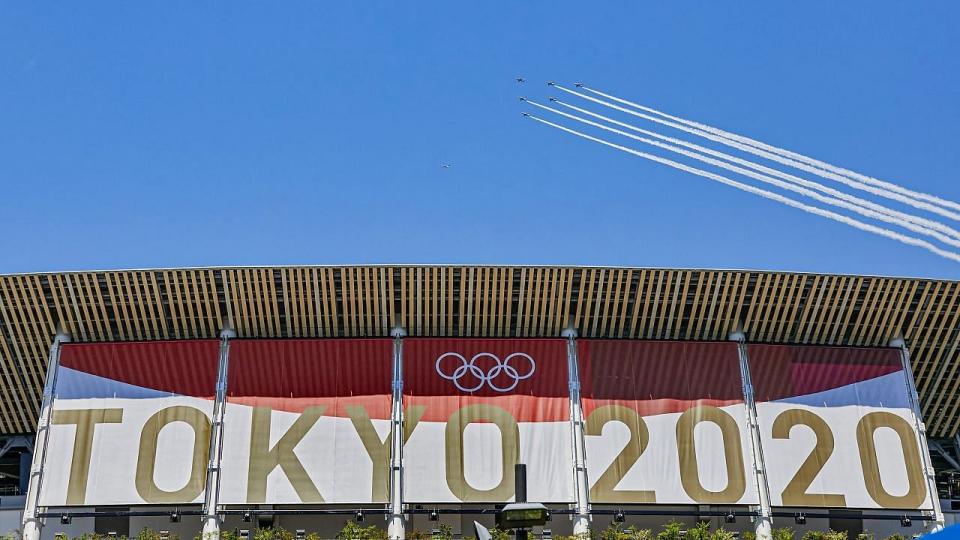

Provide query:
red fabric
left=227, top=339, right=393, bottom=419
left=747, top=344, right=902, bottom=403
left=578, top=340, right=744, bottom=416
left=403, top=338, right=569, bottom=422
left=59, top=340, right=220, bottom=398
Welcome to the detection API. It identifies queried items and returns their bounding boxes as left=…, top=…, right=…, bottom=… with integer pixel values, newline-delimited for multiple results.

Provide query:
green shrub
left=335, top=521, right=388, bottom=540
left=883, top=535, right=908, bottom=540
left=657, top=520, right=685, bottom=540
left=772, top=528, right=795, bottom=540
left=711, top=528, right=735, bottom=540
left=802, top=530, right=847, bottom=540
left=687, top=521, right=711, bottom=540
left=597, top=523, right=653, bottom=540
left=486, top=527, right=511, bottom=540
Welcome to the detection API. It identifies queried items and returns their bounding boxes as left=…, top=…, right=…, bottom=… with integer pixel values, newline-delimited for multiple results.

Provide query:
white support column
left=22, top=331, right=70, bottom=540
left=890, top=337, right=945, bottom=531
left=563, top=328, right=591, bottom=536
left=730, top=332, right=773, bottom=540
left=202, top=328, right=235, bottom=539
left=388, top=326, right=407, bottom=540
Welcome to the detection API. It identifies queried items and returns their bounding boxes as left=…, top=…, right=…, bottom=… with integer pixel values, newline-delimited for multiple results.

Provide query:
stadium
left=0, top=264, right=959, bottom=540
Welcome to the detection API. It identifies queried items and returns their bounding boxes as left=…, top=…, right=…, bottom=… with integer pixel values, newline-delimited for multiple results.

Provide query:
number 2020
left=585, top=406, right=926, bottom=508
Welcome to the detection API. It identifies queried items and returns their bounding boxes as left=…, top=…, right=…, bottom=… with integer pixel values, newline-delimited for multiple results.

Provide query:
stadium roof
left=0, top=265, right=958, bottom=437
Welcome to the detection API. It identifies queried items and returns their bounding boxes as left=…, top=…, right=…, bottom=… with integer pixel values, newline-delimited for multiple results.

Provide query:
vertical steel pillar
left=890, top=337, right=945, bottom=530
left=563, top=328, right=591, bottom=536
left=731, top=332, right=773, bottom=540
left=22, top=331, right=70, bottom=540
left=388, top=326, right=407, bottom=540
left=202, top=328, right=236, bottom=539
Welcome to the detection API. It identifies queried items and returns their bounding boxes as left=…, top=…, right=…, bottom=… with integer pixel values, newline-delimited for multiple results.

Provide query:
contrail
left=522, top=113, right=960, bottom=263
left=541, top=97, right=960, bottom=243
left=576, top=84, right=960, bottom=215
left=552, top=84, right=960, bottom=222
left=524, top=100, right=960, bottom=250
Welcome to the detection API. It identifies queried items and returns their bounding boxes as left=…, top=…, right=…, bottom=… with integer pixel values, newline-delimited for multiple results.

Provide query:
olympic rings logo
left=435, top=352, right=536, bottom=393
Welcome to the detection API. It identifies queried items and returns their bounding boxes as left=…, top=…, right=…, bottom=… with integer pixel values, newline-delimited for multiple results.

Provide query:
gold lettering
left=444, top=404, right=519, bottom=502
left=585, top=405, right=655, bottom=503
left=771, top=409, right=846, bottom=507
left=247, top=406, right=325, bottom=503
left=51, top=408, right=123, bottom=505
left=135, top=406, right=211, bottom=503
left=346, top=406, right=389, bottom=503
left=856, top=411, right=926, bottom=508
left=676, top=406, right=747, bottom=503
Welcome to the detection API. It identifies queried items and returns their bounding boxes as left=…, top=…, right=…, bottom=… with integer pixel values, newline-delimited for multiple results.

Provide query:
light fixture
left=614, top=510, right=625, bottom=523
left=545, top=510, right=552, bottom=522
left=295, top=530, right=305, bottom=540
left=239, top=530, right=250, bottom=540
left=542, top=529, right=553, bottom=539
left=107, top=532, right=117, bottom=539
left=355, top=510, right=364, bottom=523
left=429, top=509, right=439, bottom=521
left=725, top=513, right=736, bottom=524
left=900, top=516, right=912, bottom=527
left=242, top=512, right=252, bottom=523
left=60, top=515, right=71, bottom=525
left=159, top=531, right=170, bottom=540
left=170, top=511, right=180, bottom=523
left=430, top=529, right=441, bottom=540
left=794, top=513, right=806, bottom=525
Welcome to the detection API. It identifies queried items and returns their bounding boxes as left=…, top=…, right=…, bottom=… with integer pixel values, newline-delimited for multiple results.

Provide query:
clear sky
left=2, top=3, right=958, bottom=278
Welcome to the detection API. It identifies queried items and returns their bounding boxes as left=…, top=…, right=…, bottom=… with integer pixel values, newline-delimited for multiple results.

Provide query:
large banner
left=402, top=338, right=574, bottom=503
left=219, top=339, right=393, bottom=504
left=578, top=341, right=759, bottom=505
left=40, top=341, right=220, bottom=506
left=749, top=345, right=932, bottom=510
left=34, top=338, right=933, bottom=511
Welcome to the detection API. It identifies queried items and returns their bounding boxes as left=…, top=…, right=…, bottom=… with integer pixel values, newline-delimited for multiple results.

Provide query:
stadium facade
left=0, top=265, right=959, bottom=539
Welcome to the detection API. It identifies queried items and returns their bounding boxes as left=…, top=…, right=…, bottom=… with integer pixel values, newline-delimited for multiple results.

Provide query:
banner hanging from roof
left=578, top=340, right=759, bottom=505
left=218, top=339, right=393, bottom=504
left=39, top=341, right=220, bottom=506
left=748, top=344, right=932, bottom=510
left=401, top=338, right=575, bottom=503
left=34, top=338, right=932, bottom=510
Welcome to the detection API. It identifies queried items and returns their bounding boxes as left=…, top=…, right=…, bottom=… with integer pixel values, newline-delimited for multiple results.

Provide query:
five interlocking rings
left=435, top=352, right=536, bottom=393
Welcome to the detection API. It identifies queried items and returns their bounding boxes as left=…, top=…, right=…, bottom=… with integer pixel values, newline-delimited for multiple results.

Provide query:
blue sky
left=1, top=3, right=958, bottom=278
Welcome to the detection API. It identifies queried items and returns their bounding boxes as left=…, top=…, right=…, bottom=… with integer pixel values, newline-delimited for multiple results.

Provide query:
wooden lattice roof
left=0, top=266, right=958, bottom=437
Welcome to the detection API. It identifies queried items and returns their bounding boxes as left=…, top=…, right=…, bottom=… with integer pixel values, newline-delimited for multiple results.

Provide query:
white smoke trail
left=543, top=97, right=960, bottom=243
left=525, top=100, right=960, bottom=250
left=577, top=84, right=960, bottom=215
left=552, top=85, right=960, bottom=222
left=523, top=113, right=960, bottom=263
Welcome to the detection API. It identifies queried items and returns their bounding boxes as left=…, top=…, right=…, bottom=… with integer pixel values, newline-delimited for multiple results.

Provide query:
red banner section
left=227, top=339, right=393, bottom=419
left=578, top=340, right=744, bottom=415
left=43, top=341, right=220, bottom=506
left=747, top=344, right=903, bottom=403
left=747, top=344, right=929, bottom=509
left=402, top=338, right=574, bottom=502
left=577, top=340, right=755, bottom=505
left=58, top=340, right=220, bottom=398
left=403, top=338, right=569, bottom=422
